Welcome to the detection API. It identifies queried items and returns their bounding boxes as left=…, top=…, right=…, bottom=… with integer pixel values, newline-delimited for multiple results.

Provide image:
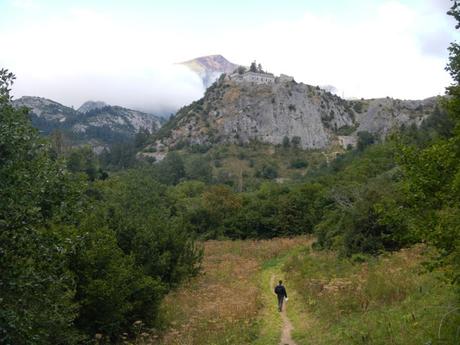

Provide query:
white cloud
left=0, top=8, right=205, bottom=113
left=0, top=0, right=457, bottom=113
left=9, top=0, right=38, bottom=10
left=219, top=1, right=456, bottom=100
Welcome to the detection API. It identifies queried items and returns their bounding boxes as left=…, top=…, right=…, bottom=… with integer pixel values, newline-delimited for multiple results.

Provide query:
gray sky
left=0, top=0, right=458, bottom=113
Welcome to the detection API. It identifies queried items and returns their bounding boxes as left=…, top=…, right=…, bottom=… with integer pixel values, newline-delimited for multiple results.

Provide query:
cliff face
left=144, top=74, right=437, bottom=158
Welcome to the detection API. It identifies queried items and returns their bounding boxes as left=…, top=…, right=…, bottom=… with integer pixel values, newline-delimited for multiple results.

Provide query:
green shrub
left=290, top=159, right=309, bottom=169
left=256, top=164, right=278, bottom=179
left=357, top=131, right=376, bottom=151
left=71, top=221, right=165, bottom=338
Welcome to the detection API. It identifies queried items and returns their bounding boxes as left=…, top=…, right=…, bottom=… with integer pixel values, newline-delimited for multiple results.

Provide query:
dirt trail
left=270, top=275, right=297, bottom=345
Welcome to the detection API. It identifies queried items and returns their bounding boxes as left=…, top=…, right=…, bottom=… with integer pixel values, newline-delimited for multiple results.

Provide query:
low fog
left=11, top=64, right=206, bottom=116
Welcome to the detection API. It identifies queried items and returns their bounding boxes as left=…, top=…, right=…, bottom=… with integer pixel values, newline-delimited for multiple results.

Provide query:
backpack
left=274, top=285, right=283, bottom=295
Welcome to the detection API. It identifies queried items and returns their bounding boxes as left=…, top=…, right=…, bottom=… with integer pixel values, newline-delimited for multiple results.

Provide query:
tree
left=0, top=68, right=15, bottom=103
left=154, top=151, right=186, bottom=185
left=201, top=185, right=242, bottom=237
left=291, top=136, right=301, bottom=149
left=397, top=1, right=460, bottom=286
left=249, top=61, right=257, bottom=72
left=134, top=127, right=151, bottom=149
left=257, top=63, right=263, bottom=73
left=75, top=169, right=202, bottom=337
left=185, top=156, right=212, bottom=183
left=357, top=131, right=375, bottom=151
left=49, top=129, right=68, bottom=156
left=256, top=164, right=279, bottom=179
left=237, top=66, right=247, bottom=75
left=0, top=70, right=85, bottom=344
left=66, top=146, right=103, bottom=181
left=282, top=136, right=290, bottom=148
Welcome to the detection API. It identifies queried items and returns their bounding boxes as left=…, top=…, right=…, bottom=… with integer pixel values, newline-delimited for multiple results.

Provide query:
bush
left=315, top=179, right=410, bottom=256
left=357, top=131, right=376, bottom=151
left=153, top=151, right=186, bottom=185
left=185, top=156, right=212, bottom=183
left=282, top=136, right=290, bottom=148
left=290, top=159, right=309, bottom=169
left=70, top=221, right=165, bottom=338
left=256, top=164, right=278, bottom=179
left=291, top=136, right=301, bottom=148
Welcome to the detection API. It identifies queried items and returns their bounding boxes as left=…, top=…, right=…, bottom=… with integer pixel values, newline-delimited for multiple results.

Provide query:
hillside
left=142, top=72, right=438, bottom=160
left=180, top=54, right=239, bottom=88
left=13, top=96, right=163, bottom=147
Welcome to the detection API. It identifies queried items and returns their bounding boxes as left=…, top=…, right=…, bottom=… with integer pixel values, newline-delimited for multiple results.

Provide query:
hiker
left=274, top=280, right=288, bottom=312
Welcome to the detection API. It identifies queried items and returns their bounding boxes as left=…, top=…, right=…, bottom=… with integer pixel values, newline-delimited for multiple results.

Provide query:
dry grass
left=284, top=245, right=460, bottom=345
left=147, top=237, right=310, bottom=345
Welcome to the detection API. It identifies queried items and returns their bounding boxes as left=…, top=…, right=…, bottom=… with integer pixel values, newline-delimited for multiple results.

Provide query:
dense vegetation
left=0, top=70, right=201, bottom=344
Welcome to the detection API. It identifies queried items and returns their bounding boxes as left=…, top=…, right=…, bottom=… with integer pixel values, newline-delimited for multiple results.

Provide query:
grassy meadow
left=153, top=237, right=310, bottom=345
left=283, top=245, right=460, bottom=345
left=127, top=238, right=460, bottom=345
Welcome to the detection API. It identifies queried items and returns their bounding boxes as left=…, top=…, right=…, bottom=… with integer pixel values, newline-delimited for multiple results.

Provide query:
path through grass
left=143, top=240, right=458, bottom=345
left=153, top=237, right=310, bottom=345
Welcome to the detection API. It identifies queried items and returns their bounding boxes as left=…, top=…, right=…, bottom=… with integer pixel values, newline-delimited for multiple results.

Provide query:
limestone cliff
left=143, top=73, right=437, bottom=159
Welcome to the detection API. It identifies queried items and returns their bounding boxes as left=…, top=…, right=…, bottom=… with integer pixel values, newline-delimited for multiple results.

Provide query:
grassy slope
left=283, top=246, right=460, bottom=345
left=142, top=239, right=458, bottom=345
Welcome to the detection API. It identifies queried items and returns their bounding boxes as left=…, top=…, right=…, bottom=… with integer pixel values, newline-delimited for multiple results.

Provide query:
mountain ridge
left=13, top=96, right=163, bottom=148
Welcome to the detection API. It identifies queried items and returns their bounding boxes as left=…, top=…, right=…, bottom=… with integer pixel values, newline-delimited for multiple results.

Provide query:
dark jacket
left=274, top=284, right=287, bottom=298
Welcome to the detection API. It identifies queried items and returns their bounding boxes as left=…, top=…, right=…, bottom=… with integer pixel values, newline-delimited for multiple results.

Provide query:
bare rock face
left=354, top=97, right=437, bottom=136
left=180, top=55, right=239, bottom=88
left=13, top=96, right=76, bottom=123
left=145, top=74, right=439, bottom=159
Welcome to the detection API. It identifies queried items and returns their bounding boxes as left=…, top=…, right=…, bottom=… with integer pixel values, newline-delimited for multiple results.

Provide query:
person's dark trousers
left=277, top=294, right=284, bottom=312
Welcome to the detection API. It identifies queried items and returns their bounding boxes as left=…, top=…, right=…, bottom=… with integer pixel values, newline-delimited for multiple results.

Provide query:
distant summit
left=78, top=100, right=107, bottom=113
left=180, top=55, right=239, bottom=88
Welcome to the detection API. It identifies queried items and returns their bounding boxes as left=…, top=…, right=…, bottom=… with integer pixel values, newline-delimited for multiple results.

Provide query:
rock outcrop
left=144, top=73, right=438, bottom=159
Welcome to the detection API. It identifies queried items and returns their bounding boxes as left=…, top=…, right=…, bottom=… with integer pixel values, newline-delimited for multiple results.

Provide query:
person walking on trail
left=274, top=280, right=288, bottom=312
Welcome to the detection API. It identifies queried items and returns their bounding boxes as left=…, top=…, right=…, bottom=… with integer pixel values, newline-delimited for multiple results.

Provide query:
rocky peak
left=13, top=96, right=76, bottom=122
left=78, top=100, right=108, bottom=113
left=180, top=55, right=239, bottom=88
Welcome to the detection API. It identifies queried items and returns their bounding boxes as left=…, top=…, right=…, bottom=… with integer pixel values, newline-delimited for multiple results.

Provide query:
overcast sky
left=0, top=0, right=458, bottom=113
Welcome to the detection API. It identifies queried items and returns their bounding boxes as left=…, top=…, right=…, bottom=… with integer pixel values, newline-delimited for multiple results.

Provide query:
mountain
left=180, top=55, right=239, bottom=88
left=77, top=100, right=107, bottom=113
left=13, top=96, right=163, bottom=147
left=142, top=71, right=438, bottom=160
